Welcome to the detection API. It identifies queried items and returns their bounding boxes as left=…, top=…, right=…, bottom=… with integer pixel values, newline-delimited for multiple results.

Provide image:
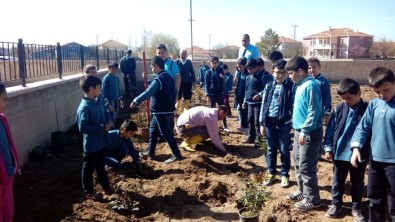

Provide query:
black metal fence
left=0, top=39, right=125, bottom=87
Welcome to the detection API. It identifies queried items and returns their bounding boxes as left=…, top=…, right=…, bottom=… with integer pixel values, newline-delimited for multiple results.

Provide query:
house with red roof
left=303, top=28, right=374, bottom=59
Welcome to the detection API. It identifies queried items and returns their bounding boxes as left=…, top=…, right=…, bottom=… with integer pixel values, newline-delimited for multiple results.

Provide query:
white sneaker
left=281, top=176, right=289, bottom=188
left=223, top=128, right=232, bottom=132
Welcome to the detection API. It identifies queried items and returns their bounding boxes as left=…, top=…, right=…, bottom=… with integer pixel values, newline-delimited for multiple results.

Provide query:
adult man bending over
left=176, top=105, right=229, bottom=155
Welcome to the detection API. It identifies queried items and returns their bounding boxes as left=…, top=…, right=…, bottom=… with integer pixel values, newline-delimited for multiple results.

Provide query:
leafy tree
left=146, top=33, right=180, bottom=58
left=280, top=44, right=305, bottom=58
left=256, top=29, right=280, bottom=58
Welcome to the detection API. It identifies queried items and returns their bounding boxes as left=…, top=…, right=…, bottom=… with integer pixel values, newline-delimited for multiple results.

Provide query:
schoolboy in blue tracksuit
left=286, top=56, right=323, bottom=210
left=131, top=56, right=182, bottom=164
left=76, top=74, right=114, bottom=201
left=323, top=78, right=368, bottom=221
left=204, top=56, right=229, bottom=131
left=259, top=59, right=295, bottom=188
left=102, top=62, right=123, bottom=123
left=351, top=67, right=395, bottom=222
left=307, top=58, right=332, bottom=125
left=105, top=119, right=140, bottom=171
left=234, top=57, right=249, bottom=134
left=242, top=58, right=273, bottom=144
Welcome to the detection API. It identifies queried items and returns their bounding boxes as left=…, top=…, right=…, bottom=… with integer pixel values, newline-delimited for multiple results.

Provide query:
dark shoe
left=164, top=155, right=182, bottom=164
left=325, top=204, right=342, bottom=218
left=157, top=137, right=166, bottom=143
left=242, top=139, right=255, bottom=144
left=103, top=187, right=114, bottom=195
left=287, top=191, right=304, bottom=201
left=84, top=192, right=104, bottom=201
left=139, top=151, right=154, bottom=159
left=295, top=198, right=321, bottom=210
left=352, top=208, right=365, bottom=222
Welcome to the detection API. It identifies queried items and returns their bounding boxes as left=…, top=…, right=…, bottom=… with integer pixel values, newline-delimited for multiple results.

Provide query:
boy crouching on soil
left=76, top=75, right=114, bottom=201
left=130, top=56, right=182, bottom=164
left=105, top=119, right=141, bottom=171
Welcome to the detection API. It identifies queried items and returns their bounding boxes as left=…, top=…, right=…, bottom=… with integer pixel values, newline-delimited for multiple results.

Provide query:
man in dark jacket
left=120, top=50, right=136, bottom=98
left=175, top=49, right=196, bottom=112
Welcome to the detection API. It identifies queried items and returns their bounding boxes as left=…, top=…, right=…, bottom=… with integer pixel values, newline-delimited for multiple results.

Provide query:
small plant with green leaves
left=238, top=172, right=271, bottom=217
left=258, top=138, right=268, bottom=153
left=108, top=191, right=140, bottom=215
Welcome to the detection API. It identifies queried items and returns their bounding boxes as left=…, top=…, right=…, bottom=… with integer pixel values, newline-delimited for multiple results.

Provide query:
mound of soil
left=13, top=85, right=377, bottom=222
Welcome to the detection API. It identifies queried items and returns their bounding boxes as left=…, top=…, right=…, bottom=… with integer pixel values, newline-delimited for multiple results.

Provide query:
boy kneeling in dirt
left=105, top=119, right=141, bottom=171
left=176, top=105, right=228, bottom=155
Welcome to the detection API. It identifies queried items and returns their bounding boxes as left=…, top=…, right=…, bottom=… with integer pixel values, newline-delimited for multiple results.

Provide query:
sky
left=2, top=0, right=395, bottom=50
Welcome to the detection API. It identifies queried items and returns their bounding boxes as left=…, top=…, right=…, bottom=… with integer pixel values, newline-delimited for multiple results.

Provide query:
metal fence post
left=56, top=42, right=63, bottom=79
left=17, top=38, right=27, bottom=87
left=106, top=48, right=110, bottom=64
left=80, top=45, right=84, bottom=72
left=96, top=46, right=99, bottom=70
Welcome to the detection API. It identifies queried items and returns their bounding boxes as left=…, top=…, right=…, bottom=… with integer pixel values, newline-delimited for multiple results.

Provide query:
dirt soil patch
left=14, top=85, right=377, bottom=222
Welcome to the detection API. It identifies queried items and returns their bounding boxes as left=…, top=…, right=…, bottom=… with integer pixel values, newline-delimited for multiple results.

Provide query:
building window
left=340, top=38, right=347, bottom=46
left=309, top=51, right=312, bottom=56
left=319, top=39, right=323, bottom=45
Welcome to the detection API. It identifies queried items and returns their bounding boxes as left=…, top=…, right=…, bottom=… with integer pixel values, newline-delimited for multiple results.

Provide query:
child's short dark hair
left=222, top=64, right=228, bottom=70
left=286, top=56, right=308, bottom=73
left=156, top=44, right=167, bottom=52
left=0, top=83, right=5, bottom=94
left=368, top=67, right=395, bottom=88
left=256, top=58, right=265, bottom=67
left=150, top=56, right=165, bottom=69
left=307, top=57, right=321, bottom=67
left=120, top=119, right=138, bottom=131
left=337, top=78, right=360, bottom=95
left=269, top=51, right=283, bottom=61
left=83, top=64, right=96, bottom=74
left=108, top=61, right=119, bottom=68
left=246, top=58, right=257, bottom=68
left=210, top=56, right=219, bottom=62
left=273, top=59, right=287, bottom=70
left=237, top=57, right=247, bottom=66
left=79, top=74, right=102, bottom=92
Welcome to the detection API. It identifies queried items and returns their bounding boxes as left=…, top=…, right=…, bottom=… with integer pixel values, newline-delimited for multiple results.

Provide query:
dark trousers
left=123, top=74, right=136, bottom=98
left=147, top=114, right=181, bottom=158
left=223, top=94, right=232, bottom=116
left=331, top=160, right=366, bottom=209
left=265, top=118, right=291, bottom=177
left=368, top=160, right=395, bottom=222
left=178, top=82, right=193, bottom=100
left=236, top=97, right=248, bottom=128
left=209, top=94, right=227, bottom=128
left=105, top=143, right=139, bottom=170
left=247, top=103, right=261, bottom=141
left=82, top=148, right=110, bottom=194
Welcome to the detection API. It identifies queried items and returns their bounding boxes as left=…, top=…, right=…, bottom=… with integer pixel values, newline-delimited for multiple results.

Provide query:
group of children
left=1, top=43, right=395, bottom=221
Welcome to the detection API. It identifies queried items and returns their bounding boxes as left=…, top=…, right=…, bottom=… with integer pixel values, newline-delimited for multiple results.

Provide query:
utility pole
left=208, top=34, right=212, bottom=57
left=188, top=0, right=194, bottom=61
left=292, top=24, right=298, bottom=56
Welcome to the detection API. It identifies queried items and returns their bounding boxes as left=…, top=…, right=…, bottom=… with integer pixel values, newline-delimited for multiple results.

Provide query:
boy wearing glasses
left=259, top=59, right=295, bottom=187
